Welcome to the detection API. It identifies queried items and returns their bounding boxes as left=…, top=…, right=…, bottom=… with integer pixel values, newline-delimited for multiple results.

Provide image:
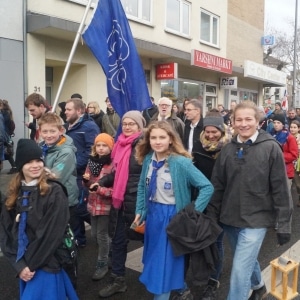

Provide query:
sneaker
left=201, top=278, right=220, bottom=300
left=92, top=262, right=108, bottom=281
left=99, top=274, right=127, bottom=298
left=248, top=285, right=267, bottom=300
left=171, top=288, right=193, bottom=300
left=7, top=167, right=17, bottom=174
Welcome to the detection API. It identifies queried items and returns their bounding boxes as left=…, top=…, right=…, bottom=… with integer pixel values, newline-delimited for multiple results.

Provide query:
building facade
left=0, top=0, right=287, bottom=145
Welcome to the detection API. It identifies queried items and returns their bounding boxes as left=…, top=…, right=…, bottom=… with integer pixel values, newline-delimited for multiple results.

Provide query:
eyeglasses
left=185, top=108, right=198, bottom=112
left=87, top=106, right=95, bottom=109
left=159, top=104, right=171, bottom=107
left=122, top=122, right=137, bottom=127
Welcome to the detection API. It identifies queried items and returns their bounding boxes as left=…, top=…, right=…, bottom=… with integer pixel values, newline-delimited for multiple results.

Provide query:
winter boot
left=201, top=278, right=220, bottom=300
left=171, top=288, right=194, bottom=300
left=99, top=274, right=127, bottom=297
left=92, top=261, right=108, bottom=281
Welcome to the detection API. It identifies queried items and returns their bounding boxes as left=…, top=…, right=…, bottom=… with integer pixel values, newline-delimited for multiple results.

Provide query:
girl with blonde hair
left=87, top=101, right=104, bottom=131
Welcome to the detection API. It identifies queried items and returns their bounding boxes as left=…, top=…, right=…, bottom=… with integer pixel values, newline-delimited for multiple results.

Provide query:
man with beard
left=65, top=97, right=100, bottom=247
left=25, top=93, right=51, bottom=141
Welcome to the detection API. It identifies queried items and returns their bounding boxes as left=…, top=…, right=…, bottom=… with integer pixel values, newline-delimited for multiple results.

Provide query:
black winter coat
left=0, top=181, right=69, bottom=276
left=192, top=141, right=219, bottom=181
left=105, top=137, right=143, bottom=240
left=91, top=111, right=105, bottom=132
left=183, top=118, right=204, bottom=152
left=166, top=203, right=222, bottom=285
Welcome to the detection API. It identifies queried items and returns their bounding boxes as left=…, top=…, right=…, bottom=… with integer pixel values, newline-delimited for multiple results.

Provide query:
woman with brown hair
left=0, top=139, right=78, bottom=299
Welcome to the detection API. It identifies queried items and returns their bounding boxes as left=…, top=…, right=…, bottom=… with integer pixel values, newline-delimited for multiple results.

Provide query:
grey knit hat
left=122, top=110, right=146, bottom=129
left=203, top=116, right=225, bottom=133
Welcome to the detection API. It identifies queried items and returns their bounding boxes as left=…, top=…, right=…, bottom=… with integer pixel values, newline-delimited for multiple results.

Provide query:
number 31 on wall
left=34, top=86, right=40, bottom=92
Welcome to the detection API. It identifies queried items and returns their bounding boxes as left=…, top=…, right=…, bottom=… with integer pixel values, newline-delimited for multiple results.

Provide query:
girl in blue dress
left=134, top=121, right=213, bottom=300
left=0, top=139, right=78, bottom=300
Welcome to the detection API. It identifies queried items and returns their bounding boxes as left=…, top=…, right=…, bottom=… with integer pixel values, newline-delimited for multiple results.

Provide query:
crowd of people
left=0, top=94, right=295, bottom=300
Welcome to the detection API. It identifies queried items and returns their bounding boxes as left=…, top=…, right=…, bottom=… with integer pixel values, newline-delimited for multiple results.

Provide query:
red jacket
left=83, top=162, right=113, bottom=216
left=283, top=134, right=298, bottom=178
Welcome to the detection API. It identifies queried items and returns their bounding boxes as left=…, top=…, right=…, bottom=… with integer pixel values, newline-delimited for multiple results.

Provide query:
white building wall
left=0, top=1, right=23, bottom=41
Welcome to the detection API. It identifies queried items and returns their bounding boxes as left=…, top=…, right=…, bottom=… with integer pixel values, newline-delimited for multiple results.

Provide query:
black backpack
left=55, top=224, right=79, bottom=289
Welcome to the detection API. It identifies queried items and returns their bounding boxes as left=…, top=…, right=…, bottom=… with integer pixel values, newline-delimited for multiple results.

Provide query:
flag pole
left=51, top=0, right=94, bottom=112
left=292, top=0, right=298, bottom=108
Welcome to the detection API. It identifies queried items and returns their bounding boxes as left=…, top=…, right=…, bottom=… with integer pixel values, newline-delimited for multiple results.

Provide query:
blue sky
left=265, top=0, right=297, bottom=34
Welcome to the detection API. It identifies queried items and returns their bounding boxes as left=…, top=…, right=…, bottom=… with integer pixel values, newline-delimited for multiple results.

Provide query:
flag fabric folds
left=281, top=89, right=288, bottom=111
left=83, top=0, right=152, bottom=117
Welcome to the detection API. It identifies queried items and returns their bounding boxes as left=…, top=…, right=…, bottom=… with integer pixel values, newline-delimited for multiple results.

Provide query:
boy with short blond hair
left=38, top=112, right=79, bottom=231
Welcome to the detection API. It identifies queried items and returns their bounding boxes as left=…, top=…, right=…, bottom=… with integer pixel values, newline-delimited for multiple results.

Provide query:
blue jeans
left=223, top=225, right=267, bottom=300
left=211, top=230, right=225, bottom=281
left=153, top=292, right=171, bottom=300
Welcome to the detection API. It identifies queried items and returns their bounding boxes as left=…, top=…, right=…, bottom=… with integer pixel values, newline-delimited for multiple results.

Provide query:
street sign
left=261, top=35, right=275, bottom=45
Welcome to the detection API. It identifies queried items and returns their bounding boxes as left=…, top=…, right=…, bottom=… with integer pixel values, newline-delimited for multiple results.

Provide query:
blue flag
left=83, top=0, right=152, bottom=117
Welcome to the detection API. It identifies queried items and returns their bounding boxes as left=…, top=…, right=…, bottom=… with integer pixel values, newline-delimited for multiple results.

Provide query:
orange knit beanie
left=94, top=133, right=114, bottom=150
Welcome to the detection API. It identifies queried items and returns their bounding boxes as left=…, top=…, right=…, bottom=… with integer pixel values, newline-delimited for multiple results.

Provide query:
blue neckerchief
left=16, top=190, right=31, bottom=262
left=237, top=139, right=252, bottom=159
left=41, top=143, right=49, bottom=157
left=147, top=160, right=165, bottom=201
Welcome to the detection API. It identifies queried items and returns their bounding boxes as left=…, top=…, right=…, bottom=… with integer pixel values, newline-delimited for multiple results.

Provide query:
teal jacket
left=136, top=153, right=214, bottom=221
left=39, top=135, right=79, bottom=207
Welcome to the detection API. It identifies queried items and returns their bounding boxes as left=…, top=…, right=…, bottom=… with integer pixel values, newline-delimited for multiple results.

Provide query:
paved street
left=1, top=167, right=300, bottom=299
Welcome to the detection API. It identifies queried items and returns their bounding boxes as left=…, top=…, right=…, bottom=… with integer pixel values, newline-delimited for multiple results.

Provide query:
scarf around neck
left=88, top=154, right=111, bottom=177
left=272, top=129, right=289, bottom=146
left=111, top=132, right=141, bottom=208
left=199, top=125, right=231, bottom=156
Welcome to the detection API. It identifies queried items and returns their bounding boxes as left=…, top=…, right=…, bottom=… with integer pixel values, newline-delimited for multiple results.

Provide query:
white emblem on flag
left=107, top=20, right=130, bottom=94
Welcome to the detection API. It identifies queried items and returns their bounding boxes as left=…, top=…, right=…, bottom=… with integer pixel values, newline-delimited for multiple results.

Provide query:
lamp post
left=293, top=0, right=298, bottom=108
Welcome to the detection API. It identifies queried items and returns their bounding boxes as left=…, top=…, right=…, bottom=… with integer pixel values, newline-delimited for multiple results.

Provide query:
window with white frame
left=166, top=0, right=190, bottom=36
left=121, top=0, right=152, bottom=23
left=200, top=9, right=219, bottom=47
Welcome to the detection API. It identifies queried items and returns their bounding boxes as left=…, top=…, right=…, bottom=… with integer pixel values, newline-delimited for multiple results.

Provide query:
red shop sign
left=156, top=63, right=178, bottom=80
left=191, top=50, right=232, bottom=74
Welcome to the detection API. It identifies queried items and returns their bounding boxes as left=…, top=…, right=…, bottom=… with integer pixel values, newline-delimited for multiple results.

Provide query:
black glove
left=98, top=172, right=115, bottom=187
left=277, top=233, right=291, bottom=246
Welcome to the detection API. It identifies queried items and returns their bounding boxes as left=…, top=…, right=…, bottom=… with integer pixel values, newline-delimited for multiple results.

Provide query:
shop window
left=206, top=84, right=216, bottom=94
left=121, top=0, right=152, bottom=23
left=161, top=80, right=178, bottom=101
left=166, top=0, right=190, bottom=36
left=160, top=79, right=204, bottom=103
left=200, top=9, right=219, bottom=47
left=238, top=90, right=258, bottom=105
